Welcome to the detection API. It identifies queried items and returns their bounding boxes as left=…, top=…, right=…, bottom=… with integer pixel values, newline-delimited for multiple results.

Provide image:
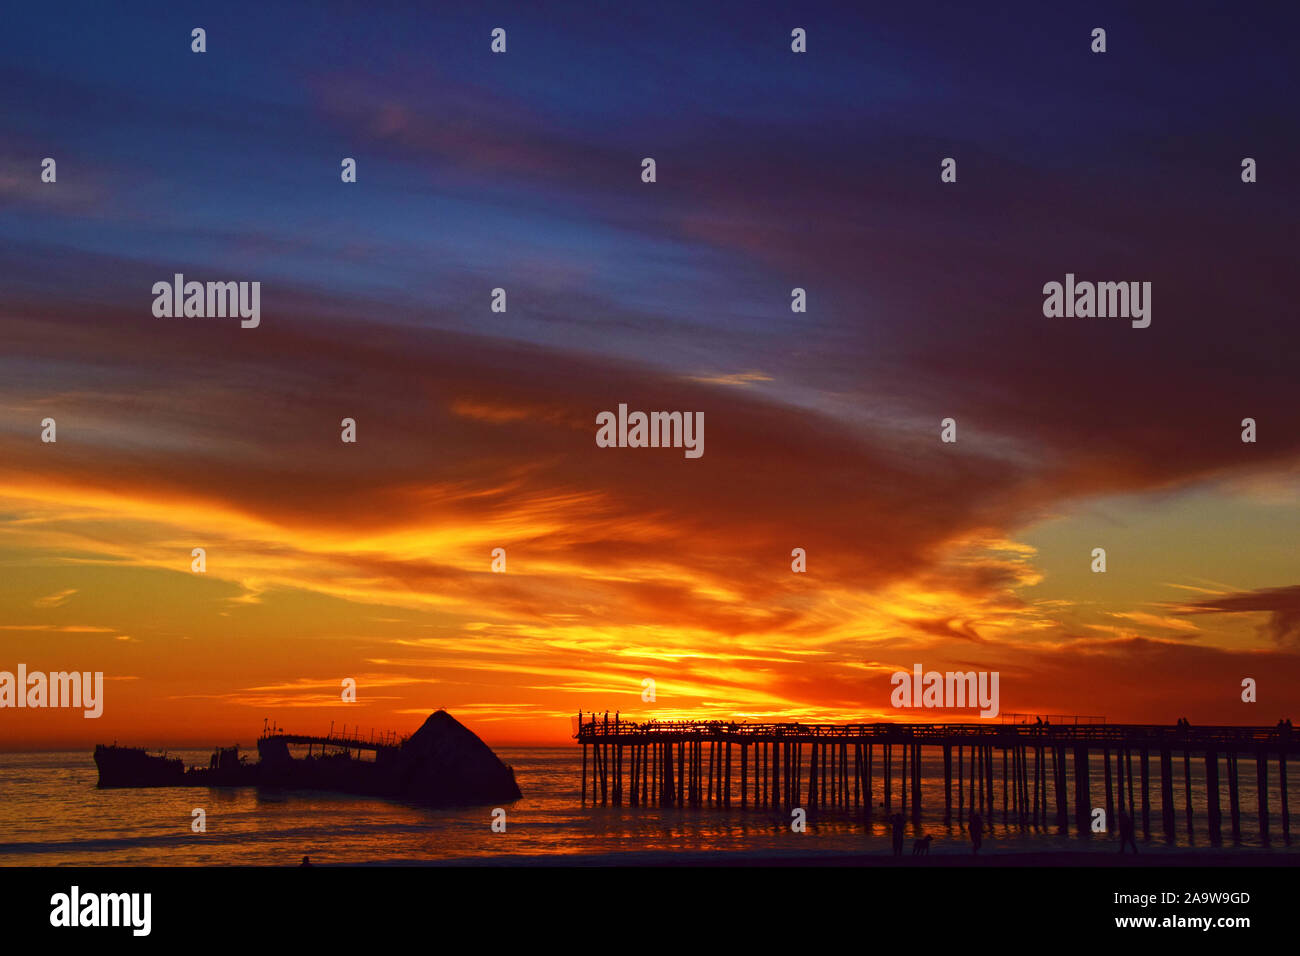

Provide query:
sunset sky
left=3, top=2, right=1300, bottom=749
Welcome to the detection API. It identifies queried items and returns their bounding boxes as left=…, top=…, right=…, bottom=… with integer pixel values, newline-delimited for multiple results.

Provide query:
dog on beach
left=912, top=834, right=932, bottom=855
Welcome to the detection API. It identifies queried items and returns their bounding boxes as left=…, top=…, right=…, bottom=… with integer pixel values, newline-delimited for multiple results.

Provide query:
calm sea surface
left=1, top=748, right=1296, bottom=865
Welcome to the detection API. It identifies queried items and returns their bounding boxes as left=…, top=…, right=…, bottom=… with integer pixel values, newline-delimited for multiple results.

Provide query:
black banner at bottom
left=2, top=861, right=1292, bottom=943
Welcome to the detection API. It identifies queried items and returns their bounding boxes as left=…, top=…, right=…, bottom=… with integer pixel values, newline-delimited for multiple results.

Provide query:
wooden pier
left=575, top=715, right=1297, bottom=843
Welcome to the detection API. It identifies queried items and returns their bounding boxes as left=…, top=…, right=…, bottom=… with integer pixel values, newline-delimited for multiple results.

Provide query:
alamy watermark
left=1042, top=273, right=1150, bottom=328
left=890, top=664, right=1000, bottom=718
left=152, top=274, right=260, bottom=328
left=50, top=886, right=150, bottom=936
left=595, top=403, right=704, bottom=458
left=0, top=665, right=103, bottom=718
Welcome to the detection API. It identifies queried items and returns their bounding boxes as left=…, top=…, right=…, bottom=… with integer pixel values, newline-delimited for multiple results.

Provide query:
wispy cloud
left=32, top=588, right=77, bottom=608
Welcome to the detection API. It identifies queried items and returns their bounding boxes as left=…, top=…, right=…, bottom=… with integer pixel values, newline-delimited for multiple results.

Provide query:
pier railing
left=574, top=717, right=1297, bottom=749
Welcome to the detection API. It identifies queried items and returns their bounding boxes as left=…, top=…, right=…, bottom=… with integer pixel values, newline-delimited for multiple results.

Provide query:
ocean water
left=0, top=748, right=1296, bottom=866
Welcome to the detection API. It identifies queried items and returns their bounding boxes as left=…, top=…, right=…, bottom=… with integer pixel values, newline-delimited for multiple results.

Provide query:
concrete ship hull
left=92, top=710, right=522, bottom=807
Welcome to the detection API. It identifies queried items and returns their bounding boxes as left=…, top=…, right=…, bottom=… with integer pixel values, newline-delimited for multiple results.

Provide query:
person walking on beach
left=1118, top=810, right=1138, bottom=854
left=890, top=812, right=905, bottom=857
left=969, top=811, right=984, bottom=855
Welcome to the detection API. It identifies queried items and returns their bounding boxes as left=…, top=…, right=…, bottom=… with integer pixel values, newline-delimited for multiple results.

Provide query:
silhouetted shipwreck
left=94, top=710, right=521, bottom=807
